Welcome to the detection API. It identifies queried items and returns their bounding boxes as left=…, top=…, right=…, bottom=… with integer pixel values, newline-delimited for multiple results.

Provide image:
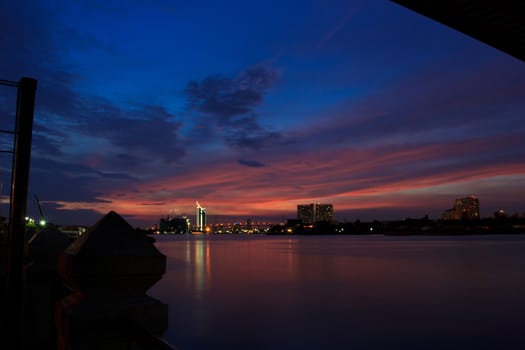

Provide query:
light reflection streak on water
left=185, top=238, right=211, bottom=300
left=287, top=238, right=295, bottom=275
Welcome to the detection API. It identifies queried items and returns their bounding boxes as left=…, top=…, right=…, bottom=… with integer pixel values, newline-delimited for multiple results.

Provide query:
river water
left=149, top=234, right=525, bottom=350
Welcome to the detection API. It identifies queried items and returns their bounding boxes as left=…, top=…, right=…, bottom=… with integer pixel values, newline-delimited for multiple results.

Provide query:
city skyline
left=1, top=1, right=524, bottom=227
left=155, top=195, right=510, bottom=228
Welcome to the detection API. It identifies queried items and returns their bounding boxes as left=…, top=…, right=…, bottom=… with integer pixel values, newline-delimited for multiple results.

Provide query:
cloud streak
left=66, top=129, right=525, bottom=224
left=238, top=159, right=265, bottom=168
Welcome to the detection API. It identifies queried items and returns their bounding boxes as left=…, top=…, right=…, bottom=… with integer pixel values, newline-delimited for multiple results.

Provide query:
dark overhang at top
left=391, top=1, right=525, bottom=62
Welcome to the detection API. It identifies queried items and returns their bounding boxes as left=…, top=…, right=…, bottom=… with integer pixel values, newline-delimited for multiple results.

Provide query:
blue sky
left=1, top=0, right=524, bottom=226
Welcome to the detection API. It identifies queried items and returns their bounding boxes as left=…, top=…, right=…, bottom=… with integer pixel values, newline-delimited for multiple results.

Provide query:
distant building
left=441, top=196, right=480, bottom=220
left=316, top=203, right=334, bottom=222
left=297, top=204, right=315, bottom=224
left=493, top=209, right=507, bottom=218
left=441, top=208, right=461, bottom=221
left=160, top=216, right=190, bottom=234
left=196, top=201, right=207, bottom=231
left=297, top=203, right=334, bottom=223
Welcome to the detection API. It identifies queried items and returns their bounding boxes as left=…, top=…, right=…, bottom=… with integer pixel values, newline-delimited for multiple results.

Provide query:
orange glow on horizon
left=49, top=134, right=525, bottom=225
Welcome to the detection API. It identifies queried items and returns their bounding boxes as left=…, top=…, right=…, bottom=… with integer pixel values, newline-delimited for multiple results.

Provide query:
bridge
left=392, top=1, right=525, bottom=62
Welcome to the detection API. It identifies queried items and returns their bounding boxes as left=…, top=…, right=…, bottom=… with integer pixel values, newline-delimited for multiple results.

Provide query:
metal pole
left=6, top=77, right=37, bottom=348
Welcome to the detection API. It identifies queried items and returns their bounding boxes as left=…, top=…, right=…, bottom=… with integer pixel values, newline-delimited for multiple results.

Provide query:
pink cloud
left=53, top=130, right=525, bottom=226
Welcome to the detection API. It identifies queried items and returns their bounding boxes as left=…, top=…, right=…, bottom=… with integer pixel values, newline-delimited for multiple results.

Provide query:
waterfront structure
left=195, top=202, right=206, bottom=231
left=297, top=203, right=334, bottom=224
left=297, top=204, right=315, bottom=224
left=441, top=208, right=460, bottom=221
left=160, top=216, right=190, bottom=234
left=316, top=203, right=334, bottom=222
left=441, top=195, right=480, bottom=220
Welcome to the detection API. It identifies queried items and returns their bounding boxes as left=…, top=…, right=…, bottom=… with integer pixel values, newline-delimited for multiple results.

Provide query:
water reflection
left=185, top=239, right=211, bottom=300
left=150, top=235, right=525, bottom=350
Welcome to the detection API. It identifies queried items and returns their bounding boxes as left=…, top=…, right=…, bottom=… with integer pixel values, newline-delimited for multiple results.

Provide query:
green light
left=40, top=219, right=46, bottom=226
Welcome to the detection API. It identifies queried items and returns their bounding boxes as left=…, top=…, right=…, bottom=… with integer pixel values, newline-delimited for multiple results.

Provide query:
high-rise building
left=316, top=203, right=334, bottom=222
left=196, top=201, right=206, bottom=231
left=441, top=195, right=480, bottom=220
left=297, top=204, right=315, bottom=224
left=298, top=203, right=334, bottom=223
left=455, top=196, right=480, bottom=220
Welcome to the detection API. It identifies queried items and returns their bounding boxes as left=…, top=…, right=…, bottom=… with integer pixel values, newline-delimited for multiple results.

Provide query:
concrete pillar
left=56, top=211, right=169, bottom=349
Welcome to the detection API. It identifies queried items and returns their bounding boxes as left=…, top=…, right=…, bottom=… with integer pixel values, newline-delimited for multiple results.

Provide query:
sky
left=1, top=0, right=524, bottom=227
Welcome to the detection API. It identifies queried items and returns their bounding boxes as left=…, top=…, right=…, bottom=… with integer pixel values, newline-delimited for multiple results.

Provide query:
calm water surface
left=149, top=234, right=525, bottom=350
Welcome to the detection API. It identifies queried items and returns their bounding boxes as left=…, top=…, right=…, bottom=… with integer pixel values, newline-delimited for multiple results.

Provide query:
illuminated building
left=297, top=203, right=334, bottom=223
left=316, top=203, right=334, bottom=222
left=441, top=195, right=480, bottom=220
left=297, top=204, right=315, bottom=224
left=160, top=216, right=190, bottom=234
left=196, top=201, right=207, bottom=231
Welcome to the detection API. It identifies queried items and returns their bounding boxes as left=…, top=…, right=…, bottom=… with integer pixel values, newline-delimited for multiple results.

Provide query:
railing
left=0, top=77, right=37, bottom=348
